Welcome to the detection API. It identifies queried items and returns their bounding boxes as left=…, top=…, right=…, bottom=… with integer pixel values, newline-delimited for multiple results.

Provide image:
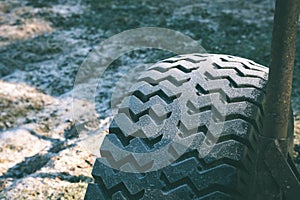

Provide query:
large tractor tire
left=84, top=54, right=290, bottom=199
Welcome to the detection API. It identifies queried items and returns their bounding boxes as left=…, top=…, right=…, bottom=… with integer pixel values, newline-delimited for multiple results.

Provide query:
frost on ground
left=0, top=81, right=108, bottom=199
left=0, top=0, right=300, bottom=199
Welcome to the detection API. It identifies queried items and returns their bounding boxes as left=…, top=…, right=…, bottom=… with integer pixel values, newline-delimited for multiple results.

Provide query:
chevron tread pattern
left=85, top=54, right=269, bottom=199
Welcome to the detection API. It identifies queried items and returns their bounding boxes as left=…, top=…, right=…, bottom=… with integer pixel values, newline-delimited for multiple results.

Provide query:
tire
left=85, top=54, right=271, bottom=200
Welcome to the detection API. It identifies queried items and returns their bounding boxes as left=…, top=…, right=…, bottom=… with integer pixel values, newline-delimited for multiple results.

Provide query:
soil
left=0, top=0, right=299, bottom=199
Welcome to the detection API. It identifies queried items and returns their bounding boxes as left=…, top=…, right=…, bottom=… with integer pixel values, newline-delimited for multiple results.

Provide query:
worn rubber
left=85, top=54, right=271, bottom=200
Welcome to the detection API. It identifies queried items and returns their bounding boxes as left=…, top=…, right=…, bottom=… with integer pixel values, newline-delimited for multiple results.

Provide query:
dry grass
left=0, top=81, right=54, bottom=130
left=0, top=18, right=52, bottom=46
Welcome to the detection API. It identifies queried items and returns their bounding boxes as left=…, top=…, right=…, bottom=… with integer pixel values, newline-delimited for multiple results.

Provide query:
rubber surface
left=85, top=54, right=270, bottom=200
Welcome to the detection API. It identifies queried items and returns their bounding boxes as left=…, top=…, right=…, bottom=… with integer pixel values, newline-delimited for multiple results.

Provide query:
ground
left=0, top=0, right=300, bottom=199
